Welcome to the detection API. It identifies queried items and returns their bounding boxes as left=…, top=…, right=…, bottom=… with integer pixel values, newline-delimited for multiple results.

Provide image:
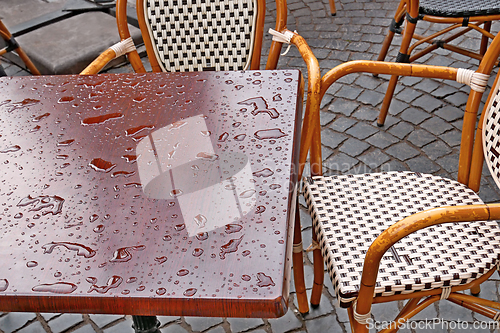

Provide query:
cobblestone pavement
left=2, top=0, right=500, bottom=332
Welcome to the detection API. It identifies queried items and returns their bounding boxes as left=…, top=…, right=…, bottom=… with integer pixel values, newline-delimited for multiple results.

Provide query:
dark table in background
left=0, top=70, right=302, bottom=331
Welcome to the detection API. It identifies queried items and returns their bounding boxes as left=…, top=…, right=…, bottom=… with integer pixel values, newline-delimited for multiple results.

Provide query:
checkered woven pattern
left=483, top=80, right=500, bottom=190
left=303, top=171, right=500, bottom=308
left=144, top=0, right=256, bottom=72
left=420, top=0, right=500, bottom=17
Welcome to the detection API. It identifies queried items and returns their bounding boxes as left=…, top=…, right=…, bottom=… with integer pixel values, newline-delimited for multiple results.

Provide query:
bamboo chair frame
left=376, top=0, right=500, bottom=127
left=81, top=0, right=291, bottom=74
left=286, top=39, right=500, bottom=326
left=0, top=20, right=40, bottom=76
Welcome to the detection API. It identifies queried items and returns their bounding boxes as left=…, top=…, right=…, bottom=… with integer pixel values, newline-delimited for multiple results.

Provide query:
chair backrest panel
left=143, top=0, right=257, bottom=72
left=483, top=77, right=500, bottom=190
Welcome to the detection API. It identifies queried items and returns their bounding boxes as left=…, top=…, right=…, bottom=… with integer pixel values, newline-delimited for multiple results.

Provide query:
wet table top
left=0, top=70, right=302, bottom=318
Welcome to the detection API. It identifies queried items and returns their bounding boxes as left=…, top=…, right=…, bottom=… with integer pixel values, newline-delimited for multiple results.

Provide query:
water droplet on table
left=253, top=168, right=274, bottom=177
left=183, top=288, right=197, bottom=297
left=89, top=158, right=116, bottom=172
left=220, top=236, right=244, bottom=259
left=0, top=279, right=8, bottom=292
left=110, top=245, right=146, bottom=263
left=42, top=242, right=96, bottom=258
left=254, top=129, right=287, bottom=140
left=256, top=272, right=275, bottom=287
left=82, top=113, right=123, bottom=125
left=32, top=282, right=77, bottom=294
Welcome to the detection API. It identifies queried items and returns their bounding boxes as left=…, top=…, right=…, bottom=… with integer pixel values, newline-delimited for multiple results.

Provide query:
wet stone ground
left=2, top=0, right=500, bottom=331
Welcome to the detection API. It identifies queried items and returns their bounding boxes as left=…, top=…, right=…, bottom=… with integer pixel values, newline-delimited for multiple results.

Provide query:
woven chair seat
left=303, top=171, right=500, bottom=308
left=420, top=0, right=500, bottom=17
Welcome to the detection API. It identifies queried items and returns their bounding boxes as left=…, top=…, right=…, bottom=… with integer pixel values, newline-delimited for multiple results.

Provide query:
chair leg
left=293, top=205, right=309, bottom=314
left=378, top=15, right=418, bottom=126
left=378, top=74, right=399, bottom=126
left=310, top=230, right=324, bottom=307
left=328, top=0, right=337, bottom=16
left=480, top=21, right=492, bottom=60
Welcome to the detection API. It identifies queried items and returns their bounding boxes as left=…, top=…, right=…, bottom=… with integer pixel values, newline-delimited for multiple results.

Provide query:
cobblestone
left=4, top=0, right=500, bottom=331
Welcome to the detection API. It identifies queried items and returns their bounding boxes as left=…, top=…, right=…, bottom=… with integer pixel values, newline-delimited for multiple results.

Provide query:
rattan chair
left=0, top=19, right=40, bottom=76
left=81, top=0, right=292, bottom=74
left=286, top=38, right=500, bottom=329
left=376, top=0, right=500, bottom=126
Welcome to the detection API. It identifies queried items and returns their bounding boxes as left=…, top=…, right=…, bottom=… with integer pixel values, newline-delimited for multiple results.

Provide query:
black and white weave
left=303, top=171, right=500, bottom=308
left=420, top=0, right=500, bottom=17
left=144, top=0, right=256, bottom=72
left=484, top=80, right=500, bottom=190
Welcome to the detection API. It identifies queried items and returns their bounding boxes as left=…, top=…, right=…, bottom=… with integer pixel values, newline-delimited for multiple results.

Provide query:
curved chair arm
left=353, top=203, right=500, bottom=331
left=80, top=38, right=136, bottom=75
left=288, top=31, right=322, bottom=179
left=321, top=61, right=461, bottom=100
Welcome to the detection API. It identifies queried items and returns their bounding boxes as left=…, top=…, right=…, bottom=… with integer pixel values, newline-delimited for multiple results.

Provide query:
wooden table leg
left=132, top=316, right=161, bottom=333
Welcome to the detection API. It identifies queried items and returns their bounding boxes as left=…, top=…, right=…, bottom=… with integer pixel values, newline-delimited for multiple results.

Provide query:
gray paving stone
left=0, top=312, right=37, bottom=332
left=89, top=314, right=124, bottom=328
left=321, top=128, right=348, bottom=150
left=320, top=111, right=337, bottom=126
left=339, top=138, right=371, bottom=157
left=227, top=318, right=264, bottom=332
left=320, top=93, right=335, bottom=108
left=206, top=326, right=225, bottom=333
left=436, top=154, right=460, bottom=174
left=160, top=324, right=189, bottom=333
left=47, top=314, right=83, bottom=333
left=365, top=131, right=399, bottom=149
left=345, top=122, right=378, bottom=139
left=103, top=318, right=134, bottom=333
left=322, top=146, right=335, bottom=161
left=478, top=182, right=500, bottom=203
left=420, top=117, right=454, bottom=135
left=357, top=90, right=385, bottom=106
left=434, top=105, right=464, bottom=122
left=304, top=313, right=343, bottom=332
left=385, top=143, right=420, bottom=161
left=407, top=129, right=436, bottom=147
left=400, top=76, right=424, bottom=87
left=358, top=149, right=391, bottom=169
left=330, top=117, right=357, bottom=132
left=444, top=91, right=469, bottom=107
left=421, top=140, right=453, bottom=160
left=184, top=317, right=223, bottom=332
left=324, top=153, right=359, bottom=173
left=386, top=99, right=409, bottom=117
left=380, top=160, right=409, bottom=172
left=371, top=302, right=401, bottom=323
left=396, top=87, right=423, bottom=103
left=268, top=308, right=303, bottom=333
left=158, top=316, right=182, bottom=326
left=388, top=121, right=414, bottom=139
left=400, top=108, right=432, bottom=125
left=440, top=130, right=462, bottom=147
left=355, top=74, right=382, bottom=90
left=352, top=106, right=379, bottom=121
left=17, top=320, right=47, bottom=333
left=71, top=324, right=98, bottom=333
left=414, top=79, right=441, bottom=93
left=40, top=313, right=60, bottom=321
left=411, top=95, right=444, bottom=112
left=336, top=85, right=363, bottom=99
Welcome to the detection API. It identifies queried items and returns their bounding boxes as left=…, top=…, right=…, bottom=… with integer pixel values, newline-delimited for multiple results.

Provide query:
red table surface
left=0, top=70, right=302, bottom=318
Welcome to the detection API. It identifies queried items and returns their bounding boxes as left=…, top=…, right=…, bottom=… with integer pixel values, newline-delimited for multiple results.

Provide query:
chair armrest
left=80, top=37, right=135, bottom=75
left=274, top=30, right=321, bottom=179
